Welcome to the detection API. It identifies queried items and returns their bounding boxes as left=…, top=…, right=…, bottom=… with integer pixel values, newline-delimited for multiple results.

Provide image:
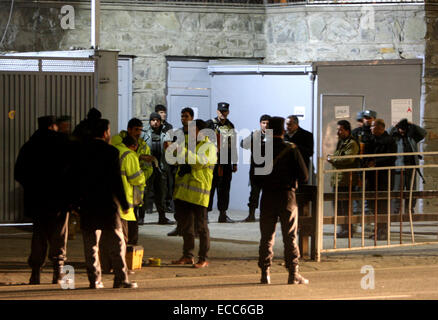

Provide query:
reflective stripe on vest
left=174, top=182, right=210, bottom=195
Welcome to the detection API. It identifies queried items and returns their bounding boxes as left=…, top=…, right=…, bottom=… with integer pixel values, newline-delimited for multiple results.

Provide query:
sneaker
left=158, top=217, right=175, bottom=225
left=167, top=228, right=181, bottom=237
left=171, top=256, right=194, bottom=265
left=90, top=281, right=104, bottom=289
left=193, top=260, right=209, bottom=268
left=113, top=281, right=138, bottom=289
left=288, top=272, right=309, bottom=285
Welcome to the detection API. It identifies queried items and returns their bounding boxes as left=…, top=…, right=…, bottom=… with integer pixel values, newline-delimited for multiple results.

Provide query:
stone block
left=154, top=12, right=181, bottom=32
left=403, top=16, right=427, bottom=41
left=200, top=13, right=224, bottom=31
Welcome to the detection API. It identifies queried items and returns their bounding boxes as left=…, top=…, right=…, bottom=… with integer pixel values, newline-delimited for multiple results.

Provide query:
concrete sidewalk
left=1, top=209, right=438, bottom=293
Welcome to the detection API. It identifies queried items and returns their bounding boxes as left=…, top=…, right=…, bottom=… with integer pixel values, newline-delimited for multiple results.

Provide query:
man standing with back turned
left=255, top=116, right=309, bottom=285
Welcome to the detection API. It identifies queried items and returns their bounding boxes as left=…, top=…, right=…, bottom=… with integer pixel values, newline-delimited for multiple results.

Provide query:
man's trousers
left=28, top=211, right=69, bottom=270
left=174, top=199, right=210, bottom=261
left=258, top=189, right=300, bottom=270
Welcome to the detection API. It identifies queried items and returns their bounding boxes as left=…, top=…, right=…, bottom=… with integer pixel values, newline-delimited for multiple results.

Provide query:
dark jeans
left=208, top=164, right=233, bottom=212
left=141, top=167, right=167, bottom=219
left=174, top=199, right=210, bottom=261
left=247, top=178, right=262, bottom=209
left=392, top=169, right=417, bottom=214
left=28, top=211, right=69, bottom=269
left=258, top=189, right=300, bottom=270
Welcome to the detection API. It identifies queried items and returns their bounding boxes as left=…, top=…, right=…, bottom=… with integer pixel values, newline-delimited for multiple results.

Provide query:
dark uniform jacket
left=256, top=138, right=308, bottom=191
left=14, top=129, right=71, bottom=218
left=76, top=139, right=129, bottom=230
left=352, top=125, right=373, bottom=155
left=366, top=131, right=397, bottom=190
left=206, top=117, right=238, bottom=165
left=240, top=130, right=266, bottom=180
left=284, top=127, right=314, bottom=171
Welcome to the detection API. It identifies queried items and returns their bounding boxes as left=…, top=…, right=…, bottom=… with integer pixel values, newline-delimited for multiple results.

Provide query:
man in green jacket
left=328, top=120, right=360, bottom=238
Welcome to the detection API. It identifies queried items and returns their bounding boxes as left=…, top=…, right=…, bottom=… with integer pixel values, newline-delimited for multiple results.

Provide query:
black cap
left=356, top=111, right=364, bottom=121
left=149, top=112, right=161, bottom=121
left=363, top=110, right=377, bottom=119
left=38, top=116, right=56, bottom=129
left=87, top=108, right=102, bottom=120
left=217, top=102, right=229, bottom=112
left=396, top=118, right=409, bottom=131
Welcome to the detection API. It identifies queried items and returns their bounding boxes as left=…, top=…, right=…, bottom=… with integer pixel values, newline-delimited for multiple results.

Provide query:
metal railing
left=106, top=0, right=427, bottom=5
left=314, top=151, right=438, bottom=261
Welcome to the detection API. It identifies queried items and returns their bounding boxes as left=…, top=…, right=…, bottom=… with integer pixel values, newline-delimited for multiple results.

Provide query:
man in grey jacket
left=389, top=118, right=427, bottom=214
left=142, top=112, right=175, bottom=225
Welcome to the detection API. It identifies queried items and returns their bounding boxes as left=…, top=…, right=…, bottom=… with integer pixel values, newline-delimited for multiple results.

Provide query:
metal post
left=361, top=170, right=365, bottom=247
left=387, top=169, right=391, bottom=245
left=400, top=169, right=404, bottom=244
left=348, top=171, right=352, bottom=248
left=91, top=0, right=100, bottom=49
left=374, top=170, right=378, bottom=246
left=334, top=172, right=338, bottom=249
left=408, top=169, right=416, bottom=243
left=315, top=157, right=325, bottom=262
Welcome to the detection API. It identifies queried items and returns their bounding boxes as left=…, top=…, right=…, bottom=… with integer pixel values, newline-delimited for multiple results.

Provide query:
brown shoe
left=171, top=256, right=194, bottom=265
left=193, top=260, right=209, bottom=268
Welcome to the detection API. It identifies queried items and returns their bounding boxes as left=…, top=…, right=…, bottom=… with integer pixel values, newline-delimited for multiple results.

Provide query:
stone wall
left=264, top=5, right=426, bottom=63
left=0, top=2, right=428, bottom=116
left=0, top=1, right=266, bottom=117
left=424, top=3, right=438, bottom=204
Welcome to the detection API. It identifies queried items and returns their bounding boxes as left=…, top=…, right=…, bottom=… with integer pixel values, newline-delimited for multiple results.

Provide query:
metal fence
left=313, top=151, right=438, bottom=261
left=132, top=0, right=427, bottom=4
left=0, top=56, right=96, bottom=223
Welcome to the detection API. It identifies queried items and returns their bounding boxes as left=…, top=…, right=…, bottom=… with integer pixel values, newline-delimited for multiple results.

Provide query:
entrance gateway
left=166, top=59, right=423, bottom=212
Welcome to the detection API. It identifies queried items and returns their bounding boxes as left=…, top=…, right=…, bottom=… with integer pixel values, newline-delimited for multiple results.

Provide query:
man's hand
left=232, top=164, right=238, bottom=173
left=140, top=155, right=157, bottom=163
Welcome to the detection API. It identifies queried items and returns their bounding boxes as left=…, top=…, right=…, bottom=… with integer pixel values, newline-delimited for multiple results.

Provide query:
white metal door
left=208, top=65, right=315, bottom=211
left=166, top=60, right=211, bottom=128
left=118, top=58, right=133, bottom=132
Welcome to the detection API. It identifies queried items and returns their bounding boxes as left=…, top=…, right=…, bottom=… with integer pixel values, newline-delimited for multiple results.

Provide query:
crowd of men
left=14, top=102, right=314, bottom=288
left=14, top=101, right=426, bottom=289
left=329, top=110, right=427, bottom=240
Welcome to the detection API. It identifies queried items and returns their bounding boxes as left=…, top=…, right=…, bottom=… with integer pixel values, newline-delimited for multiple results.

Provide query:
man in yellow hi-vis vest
left=115, top=135, right=146, bottom=245
left=171, top=119, right=217, bottom=268
left=111, top=118, right=154, bottom=226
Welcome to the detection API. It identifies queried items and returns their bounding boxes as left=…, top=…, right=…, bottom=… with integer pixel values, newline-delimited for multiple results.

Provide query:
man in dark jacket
left=14, top=116, right=71, bottom=285
left=367, top=118, right=397, bottom=240
left=255, top=117, right=309, bottom=285
left=76, top=119, right=137, bottom=289
left=206, top=102, right=238, bottom=223
left=284, top=115, right=314, bottom=172
left=72, top=107, right=102, bottom=143
left=240, top=114, right=270, bottom=222
left=389, top=118, right=427, bottom=214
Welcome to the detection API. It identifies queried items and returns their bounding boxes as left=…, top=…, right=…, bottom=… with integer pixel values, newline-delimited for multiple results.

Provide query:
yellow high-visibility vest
left=115, top=144, right=146, bottom=221
left=173, top=138, right=217, bottom=208
left=111, top=131, right=153, bottom=182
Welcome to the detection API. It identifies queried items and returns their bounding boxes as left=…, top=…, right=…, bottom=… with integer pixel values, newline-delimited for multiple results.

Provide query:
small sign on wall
left=391, top=99, right=413, bottom=126
left=335, top=105, right=350, bottom=119
left=294, top=106, right=306, bottom=121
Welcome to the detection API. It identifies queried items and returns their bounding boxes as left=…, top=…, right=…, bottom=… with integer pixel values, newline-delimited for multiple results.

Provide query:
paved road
left=1, top=264, right=437, bottom=300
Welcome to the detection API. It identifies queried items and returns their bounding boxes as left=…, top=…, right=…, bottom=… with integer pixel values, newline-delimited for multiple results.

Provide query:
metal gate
left=0, top=56, right=96, bottom=223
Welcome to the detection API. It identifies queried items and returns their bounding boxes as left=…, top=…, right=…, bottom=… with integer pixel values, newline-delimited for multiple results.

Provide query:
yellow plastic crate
left=125, top=245, right=144, bottom=270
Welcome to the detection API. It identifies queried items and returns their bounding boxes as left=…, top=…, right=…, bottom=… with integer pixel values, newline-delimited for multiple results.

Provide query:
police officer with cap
left=352, top=109, right=377, bottom=155
left=206, top=102, right=238, bottom=223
